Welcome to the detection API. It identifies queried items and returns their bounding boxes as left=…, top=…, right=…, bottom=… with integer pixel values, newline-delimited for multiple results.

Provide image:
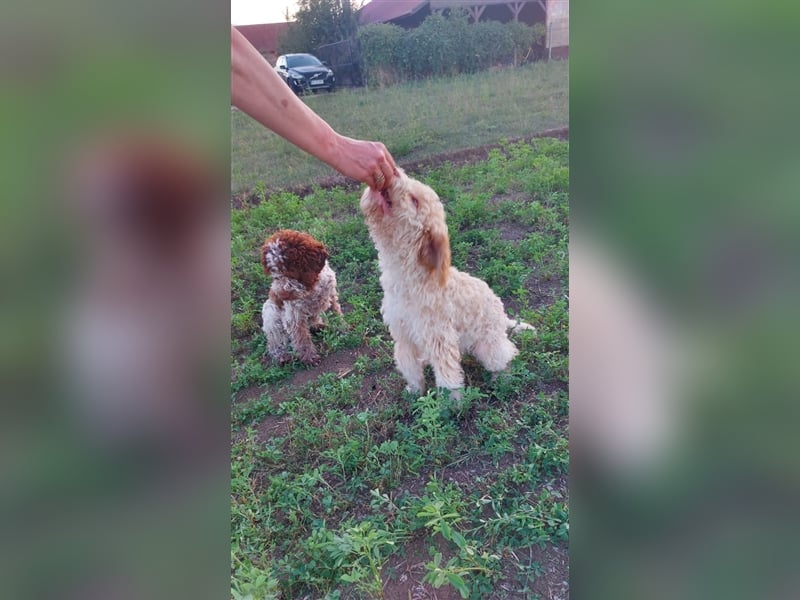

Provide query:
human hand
left=332, top=136, right=397, bottom=191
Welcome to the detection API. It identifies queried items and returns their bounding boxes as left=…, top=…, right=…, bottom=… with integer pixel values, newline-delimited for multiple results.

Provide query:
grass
left=231, top=60, right=568, bottom=194
left=230, top=137, right=569, bottom=599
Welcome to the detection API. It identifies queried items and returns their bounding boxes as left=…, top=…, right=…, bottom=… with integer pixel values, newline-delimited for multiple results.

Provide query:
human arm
left=231, top=26, right=396, bottom=190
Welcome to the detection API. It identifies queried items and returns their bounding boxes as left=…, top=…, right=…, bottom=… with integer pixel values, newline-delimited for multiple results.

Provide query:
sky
left=231, top=0, right=299, bottom=25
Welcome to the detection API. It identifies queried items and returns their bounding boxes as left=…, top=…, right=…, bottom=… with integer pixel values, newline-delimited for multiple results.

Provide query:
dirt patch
left=234, top=343, right=402, bottom=445
left=287, top=346, right=364, bottom=389
left=502, top=274, right=563, bottom=317
left=486, top=191, right=530, bottom=207
left=255, top=414, right=290, bottom=441
left=231, top=127, right=569, bottom=209
left=400, top=127, right=568, bottom=177
left=234, top=346, right=365, bottom=406
left=520, top=541, right=569, bottom=600
left=381, top=534, right=569, bottom=600
left=497, top=222, right=531, bottom=242
left=526, top=275, right=564, bottom=311
left=359, top=369, right=406, bottom=411
left=382, top=535, right=462, bottom=600
left=234, top=384, right=267, bottom=405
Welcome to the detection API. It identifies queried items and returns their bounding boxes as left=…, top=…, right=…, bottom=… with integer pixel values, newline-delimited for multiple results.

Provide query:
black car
left=275, top=53, right=336, bottom=94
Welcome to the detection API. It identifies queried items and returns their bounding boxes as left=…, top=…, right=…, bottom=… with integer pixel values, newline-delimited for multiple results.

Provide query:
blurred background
left=0, top=1, right=230, bottom=598
left=2, top=0, right=800, bottom=598
left=571, top=1, right=800, bottom=599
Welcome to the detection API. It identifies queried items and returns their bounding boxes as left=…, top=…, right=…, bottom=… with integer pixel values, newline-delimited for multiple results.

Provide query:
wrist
left=321, top=132, right=346, bottom=172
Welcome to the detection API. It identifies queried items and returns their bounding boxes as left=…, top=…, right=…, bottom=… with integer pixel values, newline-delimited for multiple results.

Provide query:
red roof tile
left=234, top=23, right=291, bottom=56
left=358, top=0, right=428, bottom=25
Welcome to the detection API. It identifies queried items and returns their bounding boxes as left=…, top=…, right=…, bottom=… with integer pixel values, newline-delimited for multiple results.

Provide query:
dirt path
left=231, top=127, right=569, bottom=209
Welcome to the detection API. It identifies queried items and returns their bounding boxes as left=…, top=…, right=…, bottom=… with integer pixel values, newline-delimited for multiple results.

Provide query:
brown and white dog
left=360, top=169, right=534, bottom=396
left=260, top=229, right=342, bottom=365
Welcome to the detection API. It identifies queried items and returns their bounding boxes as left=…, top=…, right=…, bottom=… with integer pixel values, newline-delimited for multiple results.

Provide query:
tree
left=279, top=0, right=360, bottom=54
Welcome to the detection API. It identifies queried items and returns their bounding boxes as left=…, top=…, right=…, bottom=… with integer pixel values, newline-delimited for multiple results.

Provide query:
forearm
left=231, top=27, right=341, bottom=165
left=231, top=26, right=396, bottom=189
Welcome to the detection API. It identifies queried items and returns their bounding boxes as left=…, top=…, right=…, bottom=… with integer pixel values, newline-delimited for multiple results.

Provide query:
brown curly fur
left=260, top=229, right=342, bottom=365
left=261, top=229, right=329, bottom=291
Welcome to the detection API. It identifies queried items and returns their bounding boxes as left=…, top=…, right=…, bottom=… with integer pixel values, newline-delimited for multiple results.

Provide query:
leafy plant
left=423, top=548, right=500, bottom=599
left=322, top=521, right=399, bottom=599
left=410, top=390, right=460, bottom=463
left=416, top=493, right=500, bottom=598
left=231, top=562, right=279, bottom=600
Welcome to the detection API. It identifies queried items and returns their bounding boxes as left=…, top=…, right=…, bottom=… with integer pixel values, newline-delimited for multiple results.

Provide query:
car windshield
left=286, top=55, right=322, bottom=68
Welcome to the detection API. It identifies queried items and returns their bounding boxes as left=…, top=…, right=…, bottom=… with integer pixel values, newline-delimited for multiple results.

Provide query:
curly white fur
left=262, top=263, right=341, bottom=364
left=260, top=230, right=342, bottom=365
left=360, top=169, right=534, bottom=396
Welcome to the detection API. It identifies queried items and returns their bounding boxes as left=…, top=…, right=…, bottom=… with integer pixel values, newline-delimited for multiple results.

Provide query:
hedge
left=356, top=11, right=545, bottom=87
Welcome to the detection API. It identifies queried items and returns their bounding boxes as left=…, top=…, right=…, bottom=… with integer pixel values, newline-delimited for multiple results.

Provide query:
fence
left=314, top=39, right=363, bottom=87
left=546, top=19, right=569, bottom=59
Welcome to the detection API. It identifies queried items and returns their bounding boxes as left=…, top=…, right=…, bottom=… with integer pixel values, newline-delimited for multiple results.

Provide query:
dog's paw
left=443, top=387, right=463, bottom=402
left=273, top=352, right=293, bottom=366
left=299, top=349, right=321, bottom=366
left=403, top=384, right=424, bottom=400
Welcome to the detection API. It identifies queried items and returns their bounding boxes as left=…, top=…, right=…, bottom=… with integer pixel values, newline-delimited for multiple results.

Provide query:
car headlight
left=290, top=72, right=304, bottom=80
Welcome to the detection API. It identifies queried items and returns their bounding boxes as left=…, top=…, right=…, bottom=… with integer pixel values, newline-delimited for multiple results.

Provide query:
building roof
left=429, top=0, right=540, bottom=7
left=234, top=23, right=290, bottom=55
left=358, top=0, right=428, bottom=25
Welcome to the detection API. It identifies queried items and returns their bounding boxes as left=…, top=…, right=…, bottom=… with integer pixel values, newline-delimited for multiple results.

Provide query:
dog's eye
left=410, top=195, right=419, bottom=209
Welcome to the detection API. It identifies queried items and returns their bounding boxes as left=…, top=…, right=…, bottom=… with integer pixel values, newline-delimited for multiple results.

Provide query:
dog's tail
left=507, top=318, right=536, bottom=335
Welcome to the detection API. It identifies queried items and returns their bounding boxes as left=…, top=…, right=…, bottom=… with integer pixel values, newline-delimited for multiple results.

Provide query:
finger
left=379, top=163, right=393, bottom=189
left=381, top=145, right=397, bottom=171
left=371, top=166, right=387, bottom=190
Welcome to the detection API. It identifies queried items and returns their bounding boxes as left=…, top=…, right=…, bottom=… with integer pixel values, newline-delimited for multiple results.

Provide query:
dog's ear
left=418, top=224, right=451, bottom=286
left=282, top=231, right=329, bottom=289
left=296, top=243, right=329, bottom=284
left=260, top=235, right=276, bottom=275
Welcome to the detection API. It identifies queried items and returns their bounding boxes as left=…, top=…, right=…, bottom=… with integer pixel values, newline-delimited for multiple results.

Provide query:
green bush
left=356, top=23, right=404, bottom=87
left=357, top=12, right=544, bottom=87
left=509, top=20, right=546, bottom=64
left=403, top=13, right=461, bottom=79
left=471, top=20, right=514, bottom=70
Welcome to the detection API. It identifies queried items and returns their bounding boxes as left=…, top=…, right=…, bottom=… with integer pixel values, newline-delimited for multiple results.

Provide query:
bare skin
left=231, top=26, right=396, bottom=190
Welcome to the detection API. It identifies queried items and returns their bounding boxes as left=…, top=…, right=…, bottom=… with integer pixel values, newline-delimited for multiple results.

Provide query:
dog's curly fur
left=260, top=229, right=342, bottom=365
left=360, top=168, right=534, bottom=395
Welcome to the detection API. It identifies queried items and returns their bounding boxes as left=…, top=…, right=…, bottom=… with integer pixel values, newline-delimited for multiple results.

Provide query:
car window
left=286, top=55, right=322, bottom=68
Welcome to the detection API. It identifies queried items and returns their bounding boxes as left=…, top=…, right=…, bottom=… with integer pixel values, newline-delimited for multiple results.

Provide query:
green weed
left=231, top=138, right=569, bottom=599
left=324, top=520, right=400, bottom=599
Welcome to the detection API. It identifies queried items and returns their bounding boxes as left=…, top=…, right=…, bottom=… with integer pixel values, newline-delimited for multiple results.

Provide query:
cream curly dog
left=360, top=169, right=534, bottom=396
left=260, top=230, right=342, bottom=365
